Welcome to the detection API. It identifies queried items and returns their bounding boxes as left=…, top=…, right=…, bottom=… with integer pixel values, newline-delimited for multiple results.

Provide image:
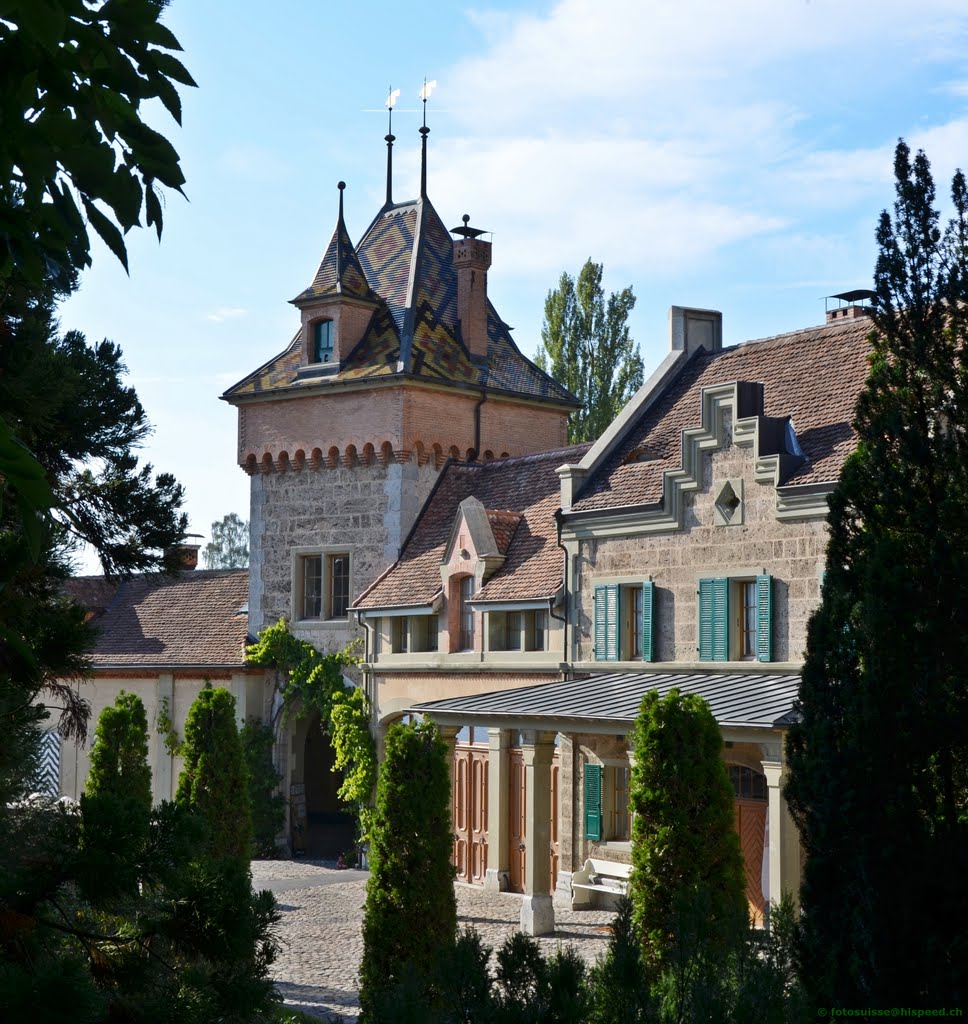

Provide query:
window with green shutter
left=640, top=580, right=655, bottom=662
left=584, top=762, right=602, bottom=841
left=698, top=575, right=773, bottom=662
left=593, top=584, right=619, bottom=661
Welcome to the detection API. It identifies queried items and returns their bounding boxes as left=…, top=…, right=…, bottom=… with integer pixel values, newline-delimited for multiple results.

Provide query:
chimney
left=451, top=215, right=492, bottom=360
left=669, top=306, right=722, bottom=356
left=826, top=289, right=875, bottom=323
left=165, top=534, right=203, bottom=570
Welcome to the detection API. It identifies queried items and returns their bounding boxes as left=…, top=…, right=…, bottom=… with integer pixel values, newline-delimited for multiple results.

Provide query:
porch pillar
left=520, top=730, right=556, bottom=936
left=438, top=725, right=461, bottom=866
left=484, top=728, right=510, bottom=892
left=761, top=758, right=801, bottom=914
left=553, top=732, right=577, bottom=909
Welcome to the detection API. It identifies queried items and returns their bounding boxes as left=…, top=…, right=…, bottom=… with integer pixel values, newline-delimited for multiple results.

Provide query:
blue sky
left=60, top=0, right=968, bottom=568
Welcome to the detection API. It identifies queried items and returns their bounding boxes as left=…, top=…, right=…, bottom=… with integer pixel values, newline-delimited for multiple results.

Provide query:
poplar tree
left=786, top=141, right=968, bottom=1006
left=535, top=258, right=643, bottom=444
left=629, top=689, right=747, bottom=976
left=359, top=719, right=456, bottom=1020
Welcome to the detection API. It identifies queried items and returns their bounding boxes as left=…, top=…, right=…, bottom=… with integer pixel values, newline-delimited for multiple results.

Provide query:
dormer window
left=459, top=575, right=476, bottom=651
left=314, top=319, right=334, bottom=363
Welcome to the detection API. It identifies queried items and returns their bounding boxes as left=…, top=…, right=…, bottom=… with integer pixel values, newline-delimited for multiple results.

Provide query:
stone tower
left=222, top=159, right=578, bottom=656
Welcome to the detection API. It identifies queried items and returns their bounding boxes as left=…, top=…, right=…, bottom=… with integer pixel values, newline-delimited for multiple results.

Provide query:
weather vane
left=418, top=78, right=437, bottom=199
left=384, top=86, right=400, bottom=207
left=419, top=78, right=437, bottom=128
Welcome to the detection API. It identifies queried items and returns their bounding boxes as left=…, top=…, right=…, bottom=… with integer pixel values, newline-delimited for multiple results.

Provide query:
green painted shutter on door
left=699, top=577, right=729, bottom=661
left=756, top=574, right=773, bottom=662
left=594, top=584, right=619, bottom=661
left=584, top=763, right=602, bottom=841
left=641, top=581, right=655, bottom=662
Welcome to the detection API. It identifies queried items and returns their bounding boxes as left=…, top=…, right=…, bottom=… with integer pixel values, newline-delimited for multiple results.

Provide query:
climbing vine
left=245, top=619, right=377, bottom=840
left=156, top=695, right=182, bottom=757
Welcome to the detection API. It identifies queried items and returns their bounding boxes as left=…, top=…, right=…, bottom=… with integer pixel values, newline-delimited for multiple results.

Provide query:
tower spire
left=384, top=86, right=399, bottom=207
left=418, top=77, right=436, bottom=200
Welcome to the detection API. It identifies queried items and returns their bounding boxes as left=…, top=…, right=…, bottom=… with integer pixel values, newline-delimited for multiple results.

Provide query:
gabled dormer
left=440, top=497, right=519, bottom=588
left=292, top=181, right=379, bottom=377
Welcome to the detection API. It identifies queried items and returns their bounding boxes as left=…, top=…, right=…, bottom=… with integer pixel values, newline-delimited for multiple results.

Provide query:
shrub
left=241, top=718, right=285, bottom=858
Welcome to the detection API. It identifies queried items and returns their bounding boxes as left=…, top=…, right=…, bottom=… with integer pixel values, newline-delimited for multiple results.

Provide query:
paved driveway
left=251, top=861, right=617, bottom=1022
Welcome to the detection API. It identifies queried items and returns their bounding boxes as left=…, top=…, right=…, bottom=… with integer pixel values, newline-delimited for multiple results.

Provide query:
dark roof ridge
left=473, top=442, right=592, bottom=469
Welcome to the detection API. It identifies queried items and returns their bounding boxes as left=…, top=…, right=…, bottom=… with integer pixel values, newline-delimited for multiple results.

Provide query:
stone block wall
left=249, top=458, right=442, bottom=646
left=575, top=430, right=829, bottom=665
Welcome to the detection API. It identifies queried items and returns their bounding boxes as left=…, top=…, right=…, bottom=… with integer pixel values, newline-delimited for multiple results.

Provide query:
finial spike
left=418, top=78, right=436, bottom=199
left=337, top=180, right=346, bottom=221
left=384, top=86, right=398, bottom=206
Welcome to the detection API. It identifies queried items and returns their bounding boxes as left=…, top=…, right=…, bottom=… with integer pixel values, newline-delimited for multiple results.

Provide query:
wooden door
left=549, top=753, right=560, bottom=894
left=734, top=799, right=767, bottom=927
left=453, top=744, right=489, bottom=884
left=469, top=747, right=488, bottom=884
left=508, top=750, right=526, bottom=893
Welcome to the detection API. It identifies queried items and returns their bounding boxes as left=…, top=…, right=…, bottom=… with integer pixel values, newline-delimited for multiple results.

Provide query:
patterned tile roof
left=64, top=570, right=251, bottom=669
left=570, top=316, right=872, bottom=513
left=295, top=204, right=374, bottom=302
left=223, top=197, right=577, bottom=407
left=354, top=444, right=591, bottom=609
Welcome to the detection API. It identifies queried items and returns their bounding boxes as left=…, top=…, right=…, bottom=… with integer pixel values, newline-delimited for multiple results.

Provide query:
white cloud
left=206, top=306, right=248, bottom=323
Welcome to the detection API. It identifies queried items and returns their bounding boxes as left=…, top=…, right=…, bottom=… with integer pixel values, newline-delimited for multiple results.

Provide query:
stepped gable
left=64, top=569, right=250, bottom=668
left=355, top=444, right=590, bottom=610
left=571, top=316, right=872, bottom=513
left=222, top=196, right=577, bottom=407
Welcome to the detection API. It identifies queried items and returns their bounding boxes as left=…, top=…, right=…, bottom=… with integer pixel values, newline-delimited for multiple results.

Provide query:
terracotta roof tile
left=64, top=570, right=250, bottom=669
left=355, top=445, right=591, bottom=609
left=486, top=510, right=522, bottom=554
left=571, top=316, right=872, bottom=512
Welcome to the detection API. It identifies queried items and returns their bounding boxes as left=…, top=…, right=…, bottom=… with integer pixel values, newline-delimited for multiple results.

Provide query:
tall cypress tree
left=629, top=689, right=747, bottom=977
left=85, top=690, right=152, bottom=811
left=176, top=686, right=252, bottom=863
left=786, top=140, right=968, bottom=1007
left=359, top=718, right=456, bottom=1020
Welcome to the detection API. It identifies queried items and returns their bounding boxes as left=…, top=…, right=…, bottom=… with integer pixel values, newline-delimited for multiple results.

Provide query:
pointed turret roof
left=292, top=182, right=375, bottom=304
left=223, top=190, right=577, bottom=409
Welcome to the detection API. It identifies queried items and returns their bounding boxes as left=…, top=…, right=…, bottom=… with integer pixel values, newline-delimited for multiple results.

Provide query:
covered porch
left=413, top=668, right=803, bottom=937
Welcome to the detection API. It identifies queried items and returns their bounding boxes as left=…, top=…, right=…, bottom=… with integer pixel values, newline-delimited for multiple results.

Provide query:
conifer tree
left=786, top=141, right=968, bottom=1006
left=359, top=718, right=456, bottom=1019
left=535, top=258, right=643, bottom=444
left=176, top=686, right=252, bottom=863
left=85, top=690, right=152, bottom=812
left=629, top=689, right=747, bottom=976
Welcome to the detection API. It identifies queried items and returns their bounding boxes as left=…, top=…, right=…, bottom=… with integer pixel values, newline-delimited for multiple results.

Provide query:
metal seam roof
left=412, top=670, right=800, bottom=730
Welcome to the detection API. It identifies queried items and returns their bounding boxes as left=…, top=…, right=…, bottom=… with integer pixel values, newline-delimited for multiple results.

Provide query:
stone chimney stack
left=452, top=215, right=492, bottom=360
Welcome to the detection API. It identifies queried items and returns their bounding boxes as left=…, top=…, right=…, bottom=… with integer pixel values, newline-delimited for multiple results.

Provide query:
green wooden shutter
left=594, top=584, right=619, bottom=661
left=641, top=581, right=655, bottom=662
left=584, top=763, right=602, bottom=841
left=756, top=574, right=773, bottom=662
left=699, top=577, right=729, bottom=661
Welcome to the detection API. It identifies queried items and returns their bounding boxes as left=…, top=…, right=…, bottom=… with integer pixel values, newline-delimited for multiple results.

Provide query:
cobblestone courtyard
left=251, top=861, right=617, bottom=1022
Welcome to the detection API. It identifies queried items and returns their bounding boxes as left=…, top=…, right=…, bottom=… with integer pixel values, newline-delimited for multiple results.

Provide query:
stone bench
left=571, top=857, right=633, bottom=910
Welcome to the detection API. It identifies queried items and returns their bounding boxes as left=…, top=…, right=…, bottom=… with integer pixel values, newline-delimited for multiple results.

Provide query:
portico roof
left=411, top=669, right=800, bottom=732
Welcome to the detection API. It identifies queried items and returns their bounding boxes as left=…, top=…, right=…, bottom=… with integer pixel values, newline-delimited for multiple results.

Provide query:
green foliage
left=204, top=512, right=249, bottom=568
left=176, top=686, right=253, bottom=863
left=246, top=619, right=376, bottom=838
left=241, top=718, right=286, bottom=859
left=156, top=694, right=182, bottom=757
left=786, top=140, right=968, bottom=1007
left=359, top=718, right=457, bottom=1020
left=535, top=258, right=643, bottom=444
left=0, top=0, right=195, bottom=291
left=588, top=896, right=652, bottom=1024
left=630, top=689, right=748, bottom=976
left=85, top=690, right=152, bottom=812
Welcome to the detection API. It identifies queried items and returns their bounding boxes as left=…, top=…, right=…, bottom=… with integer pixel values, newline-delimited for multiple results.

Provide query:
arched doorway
left=303, top=715, right=355, bottom=859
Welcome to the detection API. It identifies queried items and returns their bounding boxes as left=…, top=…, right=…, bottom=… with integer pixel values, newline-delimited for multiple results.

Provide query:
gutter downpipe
left=553, top=508, right=571, bottom=680
left=473, top=390, right=486, bottom=458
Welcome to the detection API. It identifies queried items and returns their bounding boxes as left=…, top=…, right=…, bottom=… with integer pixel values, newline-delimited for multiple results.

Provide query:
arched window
left=727, top=764, right=767, bottom=801
left=314, top=319, right=334, bottom=363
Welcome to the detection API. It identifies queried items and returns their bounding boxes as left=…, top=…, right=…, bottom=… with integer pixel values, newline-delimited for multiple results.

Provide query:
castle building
left=220, top=128, right=578, bottom=852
